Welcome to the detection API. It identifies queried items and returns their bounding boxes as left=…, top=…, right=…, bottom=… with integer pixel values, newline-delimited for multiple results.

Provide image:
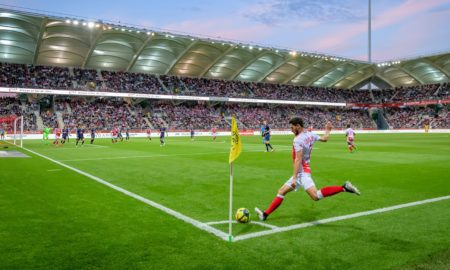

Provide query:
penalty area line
left=18, top=145, right=229, bottom=241
left=233, top=195, right=450, bottom=242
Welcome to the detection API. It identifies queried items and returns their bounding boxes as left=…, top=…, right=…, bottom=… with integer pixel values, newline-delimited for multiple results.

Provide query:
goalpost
left=0, top=115, right=24, bottom=148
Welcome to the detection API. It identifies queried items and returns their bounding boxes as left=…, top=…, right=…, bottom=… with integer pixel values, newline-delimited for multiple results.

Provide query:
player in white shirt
left=345, top=124, right=357, bottom=153
left=255, top=117, right=360, bottom=221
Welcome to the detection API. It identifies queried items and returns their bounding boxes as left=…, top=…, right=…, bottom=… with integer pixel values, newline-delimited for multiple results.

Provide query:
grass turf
left=0, top=133, right=449, bottom=269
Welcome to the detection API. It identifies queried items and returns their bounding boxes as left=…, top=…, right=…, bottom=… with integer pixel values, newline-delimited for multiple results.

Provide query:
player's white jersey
left=345, top=128, right=355, bottom=139
left=292, top=131, right=320, bottom=173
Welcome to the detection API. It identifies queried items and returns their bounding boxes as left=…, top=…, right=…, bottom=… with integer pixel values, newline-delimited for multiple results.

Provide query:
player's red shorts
left=347, top=137, right=354, bottom=144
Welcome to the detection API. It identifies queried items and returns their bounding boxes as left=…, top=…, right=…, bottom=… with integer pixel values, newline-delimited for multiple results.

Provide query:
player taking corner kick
left=255, top=117, right=361, bottom=221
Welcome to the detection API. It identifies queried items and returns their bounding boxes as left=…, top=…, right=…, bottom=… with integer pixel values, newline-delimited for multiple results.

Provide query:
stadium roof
left=1, top=8, right=449, bottom=89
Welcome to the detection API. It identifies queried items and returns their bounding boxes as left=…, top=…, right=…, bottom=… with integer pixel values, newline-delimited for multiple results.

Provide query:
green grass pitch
left=1, top=133, right=449, bottom=269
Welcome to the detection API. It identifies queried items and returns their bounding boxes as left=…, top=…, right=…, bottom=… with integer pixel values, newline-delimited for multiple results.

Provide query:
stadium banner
left=0, top=87, right=346, bottom=107
left=349, top=98, right=450, bottom=108
left=239, top=130, right=255, bottom=136
left=0, top=92, right=17, bottom=98
left=227, top=97, right=346, bottom=107
left=0, top=115, right=18, bottom=123
left=5, top=129, right=450, bottom=140
left=3, top=131, right=231, bottom=140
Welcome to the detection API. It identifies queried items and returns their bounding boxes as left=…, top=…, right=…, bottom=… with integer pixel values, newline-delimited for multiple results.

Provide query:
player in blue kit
left=263, top=120, right=274, bottom=152
left=261, top=122, right=265, bottom=143
left=0, top=127, right=5, bottom=142
left=90, top=127, right=95, bottom=144
left=190, top=128, right=195, bottom=141
left=160, top=127, right=166, bottom=146
left=61, top=127, right=68, bottom=144
left=75, top=126, right=85, bottom=147
left=66, top=127, right=71, bottom=143
left=125, top=127, right=130, bottom=142
left=118, top=127, right=124, bottom=142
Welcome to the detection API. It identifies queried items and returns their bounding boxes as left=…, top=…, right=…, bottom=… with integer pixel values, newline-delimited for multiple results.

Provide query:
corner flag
left=228, top=115, right=242, bottom=242
left=229, top=116, right=242, bottom=164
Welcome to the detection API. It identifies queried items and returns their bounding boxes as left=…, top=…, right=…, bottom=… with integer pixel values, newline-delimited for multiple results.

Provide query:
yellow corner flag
left=229, top=116, right=242, bottom=164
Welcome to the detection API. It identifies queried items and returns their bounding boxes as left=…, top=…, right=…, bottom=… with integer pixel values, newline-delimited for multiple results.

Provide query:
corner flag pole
left=228, top=116, right=242, bottom=243
left=228, top=161, right=233, bottom=242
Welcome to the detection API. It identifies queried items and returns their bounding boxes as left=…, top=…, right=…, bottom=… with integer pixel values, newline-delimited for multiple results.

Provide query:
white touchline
left=20, top=146, right=229, bottom=241
left=232, top=195, right=450, bottom=242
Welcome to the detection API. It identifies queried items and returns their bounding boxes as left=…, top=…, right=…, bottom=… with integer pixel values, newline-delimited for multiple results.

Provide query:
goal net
left=0, top=115, right=23, bottom=148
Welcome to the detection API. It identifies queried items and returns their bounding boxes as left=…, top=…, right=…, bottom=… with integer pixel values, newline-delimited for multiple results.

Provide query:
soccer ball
left=235, top=208, right=250, bottom=223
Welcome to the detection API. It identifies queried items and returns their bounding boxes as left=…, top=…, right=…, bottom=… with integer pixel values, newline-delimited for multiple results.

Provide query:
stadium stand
left=372, top=83, right=449, bottom=103
left=0, top=97, right=37, bottom=131
left=1, top=62, right=449, bottom=131
left=384, top=106, right=449, bottom=129
left=61, top=98, right=147, bottom=130
left=1, top=62, right=449, bottom=104
left=3, top=95, right=448, bottom=131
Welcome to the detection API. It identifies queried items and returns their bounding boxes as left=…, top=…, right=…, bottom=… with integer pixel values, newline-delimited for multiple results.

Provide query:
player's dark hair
left=289, top=117, right=304, bottom=127
left=347, top=124, right=351, bottom=128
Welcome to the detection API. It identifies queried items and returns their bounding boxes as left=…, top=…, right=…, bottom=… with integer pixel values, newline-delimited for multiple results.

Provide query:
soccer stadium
left=0, top=1, right=449, bottom=269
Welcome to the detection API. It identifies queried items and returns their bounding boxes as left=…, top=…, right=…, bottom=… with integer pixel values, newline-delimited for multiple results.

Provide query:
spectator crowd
left=1, top=62, right=448, bottom=132
left=2, top=62, right=448, bottom=104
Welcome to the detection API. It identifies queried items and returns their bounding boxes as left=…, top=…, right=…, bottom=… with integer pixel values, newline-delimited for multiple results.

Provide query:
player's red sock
left=319, top=186, right=345, bottom=198
left=265, top=195, right=284, bottom=215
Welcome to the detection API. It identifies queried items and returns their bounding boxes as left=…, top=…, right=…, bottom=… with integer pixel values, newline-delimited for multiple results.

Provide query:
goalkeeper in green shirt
left=43, top=127, right=51, bottom=145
